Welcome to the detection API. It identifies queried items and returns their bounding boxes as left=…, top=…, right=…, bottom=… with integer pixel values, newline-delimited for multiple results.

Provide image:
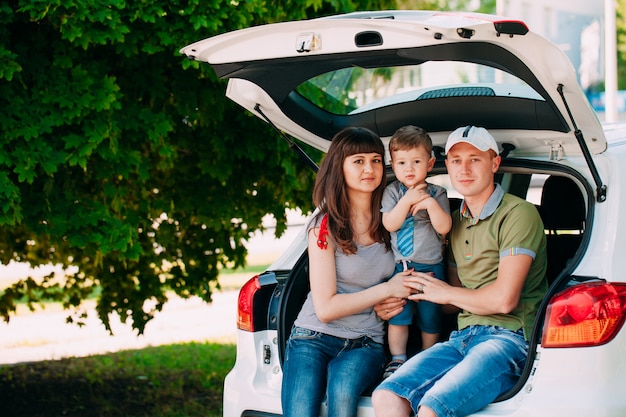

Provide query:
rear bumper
left=223, top=330, right=283, bottom=417
left=223, top=328, right=626, bottom=417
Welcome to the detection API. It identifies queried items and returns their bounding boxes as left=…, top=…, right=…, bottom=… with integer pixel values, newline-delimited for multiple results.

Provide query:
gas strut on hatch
left=557, top=84, right=607, bottom=202
left=254, top=104, right=319, bottom=173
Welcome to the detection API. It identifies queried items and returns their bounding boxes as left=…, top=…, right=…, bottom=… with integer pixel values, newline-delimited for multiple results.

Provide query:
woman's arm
left=307, top=227, right=413, bottom=323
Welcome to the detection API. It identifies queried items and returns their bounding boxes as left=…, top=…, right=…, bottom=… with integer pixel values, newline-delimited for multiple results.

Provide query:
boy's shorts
left=388, top=260, right=444, bottom=334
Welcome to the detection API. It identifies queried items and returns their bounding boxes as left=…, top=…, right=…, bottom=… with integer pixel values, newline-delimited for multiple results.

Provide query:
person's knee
left=372, top=389, right=411, bottom=417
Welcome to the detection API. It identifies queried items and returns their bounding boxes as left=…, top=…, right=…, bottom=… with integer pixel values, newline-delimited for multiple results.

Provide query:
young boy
left=380, top=125, right=452, bottom=378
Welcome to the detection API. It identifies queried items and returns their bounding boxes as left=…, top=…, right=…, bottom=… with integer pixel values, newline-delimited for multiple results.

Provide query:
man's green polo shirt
left=449, top=184, right=548, bottom=341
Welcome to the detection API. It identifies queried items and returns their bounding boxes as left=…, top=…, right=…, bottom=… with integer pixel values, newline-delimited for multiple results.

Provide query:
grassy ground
left=0, top=341, right=236, bottom=417
left=0, top=265, right=271, bottom=417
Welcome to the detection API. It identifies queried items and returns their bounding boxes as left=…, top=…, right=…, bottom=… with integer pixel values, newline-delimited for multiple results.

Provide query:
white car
left=181, top=10, right=626, bottom=417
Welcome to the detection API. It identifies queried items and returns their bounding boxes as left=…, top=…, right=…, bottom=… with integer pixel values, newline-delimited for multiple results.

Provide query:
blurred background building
left=497, top=0, right=625, bottom=120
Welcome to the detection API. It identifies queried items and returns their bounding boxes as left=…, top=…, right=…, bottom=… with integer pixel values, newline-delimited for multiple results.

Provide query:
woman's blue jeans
left=281, top=326, right=386, bottom=417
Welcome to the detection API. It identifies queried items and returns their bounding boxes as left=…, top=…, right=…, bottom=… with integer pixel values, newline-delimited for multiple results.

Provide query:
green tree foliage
left=0, top=0, right=396, bottom=333
left=618, top=0, right=626, bottom=89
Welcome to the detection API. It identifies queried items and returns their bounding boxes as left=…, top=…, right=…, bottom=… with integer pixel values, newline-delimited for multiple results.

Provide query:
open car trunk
left=277, top=162, right=593, bottom=400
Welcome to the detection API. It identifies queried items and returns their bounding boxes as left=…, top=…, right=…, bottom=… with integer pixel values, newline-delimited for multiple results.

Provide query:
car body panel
left=222, top=330, right=282, bottom=416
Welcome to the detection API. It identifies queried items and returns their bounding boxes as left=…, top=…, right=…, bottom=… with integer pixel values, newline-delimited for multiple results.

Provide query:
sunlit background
left=1, top=0, right=624, bottom=365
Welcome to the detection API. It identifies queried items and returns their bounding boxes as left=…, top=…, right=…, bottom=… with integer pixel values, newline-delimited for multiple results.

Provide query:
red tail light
left=542, top=282, right=626, bottom=348
left=237, top=276, right=261, bottom=332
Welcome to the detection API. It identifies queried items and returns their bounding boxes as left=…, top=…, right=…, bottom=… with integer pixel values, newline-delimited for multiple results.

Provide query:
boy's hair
left=389, top=125, right=433, bottom=156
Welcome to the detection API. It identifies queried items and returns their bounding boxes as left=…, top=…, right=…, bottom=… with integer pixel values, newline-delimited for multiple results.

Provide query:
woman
left=281, top=127, right=413, bottom=417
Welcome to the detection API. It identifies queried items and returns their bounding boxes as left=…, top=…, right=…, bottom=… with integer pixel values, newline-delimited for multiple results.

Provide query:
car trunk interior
left=277, top=164, right=591, bottom=399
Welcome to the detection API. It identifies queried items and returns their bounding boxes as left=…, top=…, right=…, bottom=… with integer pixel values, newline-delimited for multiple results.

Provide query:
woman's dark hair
left=312, top=127, right=390, bottom=254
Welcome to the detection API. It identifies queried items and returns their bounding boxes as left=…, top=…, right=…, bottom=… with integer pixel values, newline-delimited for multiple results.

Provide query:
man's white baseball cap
left=445, top=125, right=499, bottom=155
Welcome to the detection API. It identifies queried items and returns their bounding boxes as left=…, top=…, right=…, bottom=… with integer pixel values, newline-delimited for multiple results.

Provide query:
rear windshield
left=295, top=61, right=544, bottom=115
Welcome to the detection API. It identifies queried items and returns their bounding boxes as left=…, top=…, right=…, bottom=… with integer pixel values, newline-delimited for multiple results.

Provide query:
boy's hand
left=410, top=194, right=435, bottom=216
left=403, top=183, right=430, bottom=213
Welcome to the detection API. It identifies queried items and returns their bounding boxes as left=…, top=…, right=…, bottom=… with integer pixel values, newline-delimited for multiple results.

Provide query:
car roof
left=181, top=10, right=606, bottom=158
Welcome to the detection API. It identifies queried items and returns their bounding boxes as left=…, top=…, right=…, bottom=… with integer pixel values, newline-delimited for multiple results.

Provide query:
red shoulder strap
left=317, top=214, right=329, bottom=250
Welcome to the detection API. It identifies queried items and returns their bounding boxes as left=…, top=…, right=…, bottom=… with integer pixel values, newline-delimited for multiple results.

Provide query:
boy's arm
left=382, top=198, right=413, bottom=232
left=426, top=199, right=452, bottom=235
left=383, top=185, right=432, bottom=231
left=411, top=197, right=452, bottom=235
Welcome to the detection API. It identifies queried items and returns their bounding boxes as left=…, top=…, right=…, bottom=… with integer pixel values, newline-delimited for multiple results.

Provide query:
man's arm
left=441, top=265, right=462, bottom=315
left=404, top=254, right=532, bottom=315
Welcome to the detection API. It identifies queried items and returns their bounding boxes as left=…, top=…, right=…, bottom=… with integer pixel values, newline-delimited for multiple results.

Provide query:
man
left=372, top=126, right=548, bottom=417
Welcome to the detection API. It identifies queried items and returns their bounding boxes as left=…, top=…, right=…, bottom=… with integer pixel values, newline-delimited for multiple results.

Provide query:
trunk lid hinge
left=556, top=84, right=607, bottom=202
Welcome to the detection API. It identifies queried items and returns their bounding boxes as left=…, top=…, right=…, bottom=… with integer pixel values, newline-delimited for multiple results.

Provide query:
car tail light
left=237, top=276, right=261, bottom=332
left=542, top=282, right=626, bottom=348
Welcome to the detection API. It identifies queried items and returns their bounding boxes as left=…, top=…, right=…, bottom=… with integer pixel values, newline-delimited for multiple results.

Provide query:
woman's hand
left=374, top=297, right=406, bottom=321
left=386, top=269, right=415, bottom=299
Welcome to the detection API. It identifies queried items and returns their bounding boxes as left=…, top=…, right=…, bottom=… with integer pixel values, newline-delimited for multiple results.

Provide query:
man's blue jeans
left=281, top=326, right=386, bottom=417
left=375, top=325, right=529, bottom=417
